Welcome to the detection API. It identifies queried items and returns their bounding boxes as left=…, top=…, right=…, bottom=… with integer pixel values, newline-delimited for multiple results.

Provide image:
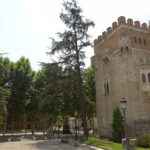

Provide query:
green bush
left=137, top=134, right=150, bottom=148
left=112, top=107, right=124, bottom=142
left=85, top=137, right=149, bottom=150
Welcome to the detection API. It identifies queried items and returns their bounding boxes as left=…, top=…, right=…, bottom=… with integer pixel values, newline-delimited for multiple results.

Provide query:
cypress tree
left=112, top=107, right=124, bottom=142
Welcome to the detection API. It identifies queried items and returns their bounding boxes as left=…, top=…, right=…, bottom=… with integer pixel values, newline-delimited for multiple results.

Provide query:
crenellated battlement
left=94, top=16, right=150, bottom=46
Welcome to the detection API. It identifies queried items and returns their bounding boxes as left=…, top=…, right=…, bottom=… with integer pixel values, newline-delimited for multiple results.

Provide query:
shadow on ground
left=25, top=140, right=91, bottom=150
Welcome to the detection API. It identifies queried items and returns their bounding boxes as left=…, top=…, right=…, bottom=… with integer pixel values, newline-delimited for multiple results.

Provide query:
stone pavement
left=0, top=138, right=103, bottom=150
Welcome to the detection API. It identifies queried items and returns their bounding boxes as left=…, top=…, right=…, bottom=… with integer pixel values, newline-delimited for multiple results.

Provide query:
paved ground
left=0, top=139, right=94, bottom=150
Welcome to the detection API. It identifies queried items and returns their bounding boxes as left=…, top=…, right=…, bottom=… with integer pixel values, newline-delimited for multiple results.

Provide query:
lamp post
left=120, top=97, right=129, bottom=150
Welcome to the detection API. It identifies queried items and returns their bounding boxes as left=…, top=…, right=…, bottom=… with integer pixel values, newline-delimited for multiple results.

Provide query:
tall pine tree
left=49, top=0, right=94, bottom=137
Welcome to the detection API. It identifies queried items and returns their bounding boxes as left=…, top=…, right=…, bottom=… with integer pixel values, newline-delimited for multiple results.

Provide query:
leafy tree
left=112, top=107, right=124, bottom=142
left=0, top=57, right=11, bottom=130
left=35, top=63, right=79, bottom=134
left=83, top=67, right=96, bottom=119
left=49, top=0, right=94, bottom=137
left=25, top=81, right=39, bottom=134
left=83, top=67, right=96, bottom=133
left=7, top=57, right=34, bottom=130
left=29, top=63, right=65, bottom=133
left=39, top=63, right=63, bottom=116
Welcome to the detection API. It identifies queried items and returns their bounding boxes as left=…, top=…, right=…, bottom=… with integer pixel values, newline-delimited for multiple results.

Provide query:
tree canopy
left=0, top=0, right=96, bottom=137
left=49, top=0, right=94, bottom=137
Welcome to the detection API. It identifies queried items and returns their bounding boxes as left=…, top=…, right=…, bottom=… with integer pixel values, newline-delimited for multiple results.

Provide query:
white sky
left=0, top=0, right=150, bottom=70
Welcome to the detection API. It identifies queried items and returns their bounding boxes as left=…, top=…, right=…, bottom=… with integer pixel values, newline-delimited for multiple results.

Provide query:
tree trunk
left=74, top=30, right=89, bottom=138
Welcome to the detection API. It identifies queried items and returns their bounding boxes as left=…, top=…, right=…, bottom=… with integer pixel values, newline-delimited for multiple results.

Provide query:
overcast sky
left=0, top=0, right=150, bottom=70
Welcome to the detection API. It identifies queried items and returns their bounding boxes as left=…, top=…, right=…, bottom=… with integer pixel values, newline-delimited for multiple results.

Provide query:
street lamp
left=120, top=97, right=129, bottom=150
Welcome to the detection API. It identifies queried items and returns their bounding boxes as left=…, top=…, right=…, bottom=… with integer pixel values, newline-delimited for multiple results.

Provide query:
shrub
left=112, top=107, right=124, bottom=142
left=137, top=134, right=150, bottom=148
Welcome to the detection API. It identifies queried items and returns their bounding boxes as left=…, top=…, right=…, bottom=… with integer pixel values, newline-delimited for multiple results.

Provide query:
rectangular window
left=144, top=39, right=146, bottom=45
left=134, top=37, right=137, bottom=43
left=104, top=80, right=110, bottom=96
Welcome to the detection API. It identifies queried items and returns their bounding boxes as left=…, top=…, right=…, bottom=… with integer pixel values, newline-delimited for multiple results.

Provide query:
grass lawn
left=85, top=137, right=149, bottom=150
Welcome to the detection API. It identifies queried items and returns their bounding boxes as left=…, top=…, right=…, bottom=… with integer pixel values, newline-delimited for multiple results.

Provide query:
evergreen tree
left=7, top=57, right=34, bottom=130
left=49, top=0, right=94, bottom=137
left=112, top=107, right=124, bottom=142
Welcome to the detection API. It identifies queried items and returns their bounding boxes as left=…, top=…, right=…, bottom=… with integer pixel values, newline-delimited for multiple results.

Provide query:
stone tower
left=94, top=16, right=150, bottom=137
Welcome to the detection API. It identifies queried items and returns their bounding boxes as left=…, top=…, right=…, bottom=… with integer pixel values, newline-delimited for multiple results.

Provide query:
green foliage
left=39, top=63, right=63, bottom=115
left=7, top=57, right=34, bottom=130
left=112, top=107, right=124, bottom=142
left=38, top=63, right=78, bottom=118
left=0, top=57, right=12, bottom=129
left=85, top=137, right=148, bottom=150
left=83, top=67, right=96, bottom=119
left=0, top=103, right=5, bottom=129
left=84, top=67, right=96, bottom=101
left=49, top=0, right=94, bottom=137
left=50, top=0, right=94, bottom=68
left=0, top=1, right=95, bottom=133
left=137, top=134, right=150, bottom=148
left=0, top=55, right=37, bottom=131
left=85, top=137, right=122, bottom=150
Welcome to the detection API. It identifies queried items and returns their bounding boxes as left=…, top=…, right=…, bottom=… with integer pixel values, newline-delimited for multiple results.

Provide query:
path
left=0, top=139, right=95, bottom=150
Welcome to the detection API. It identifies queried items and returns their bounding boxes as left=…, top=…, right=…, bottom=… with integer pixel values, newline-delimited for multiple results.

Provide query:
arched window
left=106, top=81, right=109, bottom=95
left=142, top=73, right=146, bottom=83
left=104, top=80, right=110, bottom=96
left=103, top=57, right=110, bottom=64
left=126, top=46, right=129, bottom=53
left=148, top=73, right=150, bottom=82
left=139, top=38, right=142, bottom=44
left=104, top=83, right=107, bottom=96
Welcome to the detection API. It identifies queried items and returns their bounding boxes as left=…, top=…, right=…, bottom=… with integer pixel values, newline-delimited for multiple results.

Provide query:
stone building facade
left=94, top=16, right=150, bottom=137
